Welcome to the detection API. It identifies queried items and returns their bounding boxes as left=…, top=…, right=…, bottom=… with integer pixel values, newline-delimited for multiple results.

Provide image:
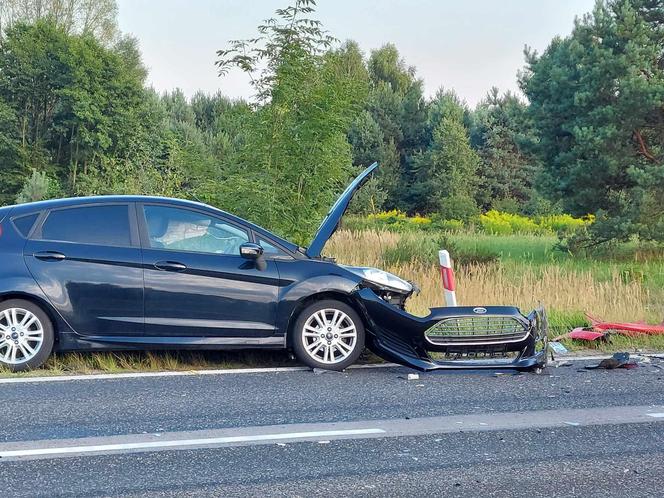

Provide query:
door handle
left=34, top=251, right=66, bottom=261
left=154, top=261, right=187, bottom=272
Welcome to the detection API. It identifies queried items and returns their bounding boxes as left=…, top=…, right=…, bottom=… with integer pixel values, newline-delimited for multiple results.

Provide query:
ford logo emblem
left=473, top=307, right=487, bottom=314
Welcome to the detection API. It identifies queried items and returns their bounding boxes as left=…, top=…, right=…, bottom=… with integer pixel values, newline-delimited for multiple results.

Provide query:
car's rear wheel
left=292, top=300, right=365, bottom=371
left=0, top=299, right=54, bottom=372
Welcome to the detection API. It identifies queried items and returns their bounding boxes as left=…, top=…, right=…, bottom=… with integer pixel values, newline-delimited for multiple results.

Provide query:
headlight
left=342, top=265, right=413, bottom=293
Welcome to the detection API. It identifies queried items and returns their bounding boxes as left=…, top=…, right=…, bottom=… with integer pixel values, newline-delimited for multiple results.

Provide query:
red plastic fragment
left=586, top=313, right=664, bottom=336
left=567, top=327, right=606, bottom=341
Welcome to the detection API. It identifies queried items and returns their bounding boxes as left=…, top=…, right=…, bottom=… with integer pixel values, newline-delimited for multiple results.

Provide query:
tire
left=292, top=300, right=365, bottom=371
left=0, top=299, right=54, bottom=372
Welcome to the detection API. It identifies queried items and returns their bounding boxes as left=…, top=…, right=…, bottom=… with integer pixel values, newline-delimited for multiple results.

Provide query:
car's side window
left=12, top=213, right=40, bottom=238
left=39, top=205, right=131, bottom=247
left=257, top=237, right=287, bottom=257
left=143, top=205, right=249, bottom=256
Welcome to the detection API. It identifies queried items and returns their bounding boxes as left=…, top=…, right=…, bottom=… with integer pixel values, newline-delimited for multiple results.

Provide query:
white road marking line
left=1, top=405, right=662, bottom=461
left=646, top=413, right=664, bottom=418
left=0, top=353, right=661, bottom=384
left=0, top=428, right=385, bottom=459
left=0, top=363, right=398, bottom=384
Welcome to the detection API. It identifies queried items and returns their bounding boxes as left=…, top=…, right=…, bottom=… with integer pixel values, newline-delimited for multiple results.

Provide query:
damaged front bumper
left=354, top=287, right=549, bottom=371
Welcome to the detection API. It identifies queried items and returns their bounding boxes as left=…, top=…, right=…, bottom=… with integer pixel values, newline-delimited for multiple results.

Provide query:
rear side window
left=13, top=213, right=40, bottom=238
left=40, top=205, right=131, bottom=246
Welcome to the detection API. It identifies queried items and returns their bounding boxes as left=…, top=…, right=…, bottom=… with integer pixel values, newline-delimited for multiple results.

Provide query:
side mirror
left=240, top=242, right=263, bottom=259
left=240, top=242, right=267, bottom=271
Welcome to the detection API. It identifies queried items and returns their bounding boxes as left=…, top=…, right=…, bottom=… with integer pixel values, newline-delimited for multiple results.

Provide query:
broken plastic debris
left=313, top=368, right=342, bottom=375
left=407, top=373, right=420, bottom=381
left=587, top=313, right=664, bottom=336
left=584, top=352, right=638, bottom=370
left=554, top=314, right=664, bottom=342
left=554, top=327, right=607, bottom=342
left=549, top=341, right=569, bottom=354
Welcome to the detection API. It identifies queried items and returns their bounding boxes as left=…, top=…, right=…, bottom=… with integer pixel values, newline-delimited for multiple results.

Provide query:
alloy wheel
left=301, top=308, right=358, bottom=364
left=0, top=308, right=45, bottom=365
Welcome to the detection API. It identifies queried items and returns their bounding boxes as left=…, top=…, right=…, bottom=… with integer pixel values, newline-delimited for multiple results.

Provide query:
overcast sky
left=117, top=0, right=596, bottom=106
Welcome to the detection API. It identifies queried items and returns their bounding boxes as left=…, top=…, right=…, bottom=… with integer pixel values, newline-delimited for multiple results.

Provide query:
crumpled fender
left=275, top=271, right=362, bottom=338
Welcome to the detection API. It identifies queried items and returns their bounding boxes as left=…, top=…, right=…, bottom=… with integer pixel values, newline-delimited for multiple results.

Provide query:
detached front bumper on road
left=354, top=287, right=548, bottom=371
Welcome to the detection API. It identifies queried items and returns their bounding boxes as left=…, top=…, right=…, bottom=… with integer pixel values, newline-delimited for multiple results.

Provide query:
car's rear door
left=138, top=203, right=281, bottom=338
left=24, top=203, right=144, bottom=336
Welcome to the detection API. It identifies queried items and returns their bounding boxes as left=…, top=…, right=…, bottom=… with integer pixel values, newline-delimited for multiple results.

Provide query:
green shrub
left=432, top=218, right=465, bottom=232
left=347, top=210, right=591, bottom=238
left=537, top=213, right=594, bottom=235
left=479, top=210, right=544, bottom=235
left=15, top=169, right=61, bottom=204
left=478, top=210, right=591, bottom=236
left=491, top=197, right=521, bottom=214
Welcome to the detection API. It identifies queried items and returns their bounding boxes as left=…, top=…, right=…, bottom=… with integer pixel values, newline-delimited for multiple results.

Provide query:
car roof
left=8, top=195, right=209, bottom=213
left=7, top=196, right=301, bottom=253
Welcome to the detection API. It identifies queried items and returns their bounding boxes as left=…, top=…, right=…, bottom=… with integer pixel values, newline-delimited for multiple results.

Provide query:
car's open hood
left=306, top=162, right=378, bottom=258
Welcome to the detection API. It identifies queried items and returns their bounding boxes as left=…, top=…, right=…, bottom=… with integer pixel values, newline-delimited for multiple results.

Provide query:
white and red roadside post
left=438, top=249, right=457, bottom=306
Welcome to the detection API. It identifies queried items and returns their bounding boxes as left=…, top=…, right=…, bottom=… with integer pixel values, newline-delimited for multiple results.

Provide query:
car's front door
left=24, top=203, right=144, bottom=336
left=139, top=204, right=281, bottom=338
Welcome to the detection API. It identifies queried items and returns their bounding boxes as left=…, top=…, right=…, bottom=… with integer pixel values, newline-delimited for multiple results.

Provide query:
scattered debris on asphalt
left=549, top=341, right=569, bottom=355
left=492, top=371, right=523, bottom=377
left=407, top=373, right=420, bottom=381
left=584, top=352, right=638, bottom=370
left=313, top=368, right=343, bottom=375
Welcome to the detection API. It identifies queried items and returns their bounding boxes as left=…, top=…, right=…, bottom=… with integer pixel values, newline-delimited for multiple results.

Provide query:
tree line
left=0, top=0, right=662, bottom=246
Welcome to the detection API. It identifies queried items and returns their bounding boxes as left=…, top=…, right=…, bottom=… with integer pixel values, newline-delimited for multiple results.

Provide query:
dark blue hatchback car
left=0, top=163, right=548, bottom=373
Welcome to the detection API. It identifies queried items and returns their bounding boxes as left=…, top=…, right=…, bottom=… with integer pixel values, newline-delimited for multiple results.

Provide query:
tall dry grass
left=326, top=230, right=659, bottom=327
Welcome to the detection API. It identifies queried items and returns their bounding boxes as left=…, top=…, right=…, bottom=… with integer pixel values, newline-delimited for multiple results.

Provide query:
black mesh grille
left=425, top=315, right=529, bottom=345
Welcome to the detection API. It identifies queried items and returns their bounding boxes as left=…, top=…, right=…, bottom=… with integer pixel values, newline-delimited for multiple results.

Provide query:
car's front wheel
left=292, top=300, right=365, bottom=371
left=0, top=299, right=54, bottom=372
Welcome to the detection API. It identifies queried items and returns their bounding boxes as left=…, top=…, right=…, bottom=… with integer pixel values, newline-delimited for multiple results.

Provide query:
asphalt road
left=2, top=356, right=663, bottom=497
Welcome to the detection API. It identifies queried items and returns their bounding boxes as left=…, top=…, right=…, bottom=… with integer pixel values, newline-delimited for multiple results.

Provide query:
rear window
left=40, top=205, right=131, bottom=246
left=13, top=213, right=40, bottom=238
